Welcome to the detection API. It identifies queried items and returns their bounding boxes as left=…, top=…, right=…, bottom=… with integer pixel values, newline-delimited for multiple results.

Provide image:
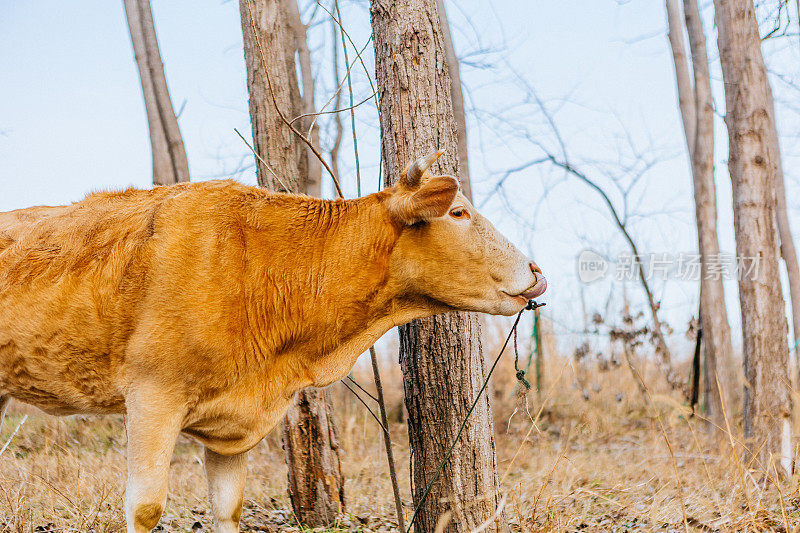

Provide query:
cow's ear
left=389, top=176, right=459, bottom=225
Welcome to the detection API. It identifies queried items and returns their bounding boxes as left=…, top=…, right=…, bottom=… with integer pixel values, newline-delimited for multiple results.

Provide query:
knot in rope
left=516, top=369, right=531, bottom=390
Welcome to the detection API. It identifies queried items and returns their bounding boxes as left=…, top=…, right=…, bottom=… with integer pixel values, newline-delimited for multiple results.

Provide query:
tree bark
left=713, top=0, right=792, bottom=473
left=240, top=0, right=306, bottom=193
left=123, top=0, right=189, bottom=185
left=371, top=1, right=502, bottom=530
left=329, top=11, right=344, bottom=182
left=683, top=0, right=734, bottom=430
left=239, top=0, right=345, bottom=523
left=666, top=0, right=734, bottom=428
left=435, top=0, right=471, bottom=202
left=282, top=388, right=344, bottom=525
left=769, top=94, right=800, bottom=384
left=666, top=0, right=696, bottom=156
left=283, top=0, right=322, bottom=197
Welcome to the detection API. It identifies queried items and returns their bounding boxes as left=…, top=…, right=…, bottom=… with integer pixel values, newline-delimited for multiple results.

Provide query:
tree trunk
left=329, top=11, right=344, bottom=182
left=371, top=1, right=502, bottom=530
left=713, top=0, right=792, bottom=473
left=282, top=389, right=344, bottom=525
left=239, top=0, right=345, bottom=523
left=666, top=0, right=695, bottom=155
left=283, top=0, right=322, bottom=197
left=240, top=0, right=306, bottom=193
left=666, top=0, right=734, bottom=428
left=435, top=0, right=471, bottom=202
left=683, top=0, right=734, bottom=430
left=123, top=0, right=189, bottom=185
left=769, top=95, right=800, bottom=385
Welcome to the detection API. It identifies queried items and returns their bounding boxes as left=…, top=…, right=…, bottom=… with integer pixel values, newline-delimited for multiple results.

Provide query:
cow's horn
left=403, top=150, right=444, bottom=187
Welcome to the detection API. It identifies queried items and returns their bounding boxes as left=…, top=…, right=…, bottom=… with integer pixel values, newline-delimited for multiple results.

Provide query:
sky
left=2, top=0, right=800, bottom=360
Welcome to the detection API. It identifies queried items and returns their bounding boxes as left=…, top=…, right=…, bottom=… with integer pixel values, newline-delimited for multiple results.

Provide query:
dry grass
left=1, top=330, right=799, bottom=532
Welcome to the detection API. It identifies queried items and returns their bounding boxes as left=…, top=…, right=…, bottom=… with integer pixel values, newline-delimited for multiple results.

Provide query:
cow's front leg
left=124, top=390, right=184, bottom=533
left=205, top=446, right=248, bottom=533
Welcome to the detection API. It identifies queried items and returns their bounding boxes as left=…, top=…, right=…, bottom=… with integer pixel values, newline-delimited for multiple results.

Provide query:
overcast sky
left=2, top=1, right=799, bottom=358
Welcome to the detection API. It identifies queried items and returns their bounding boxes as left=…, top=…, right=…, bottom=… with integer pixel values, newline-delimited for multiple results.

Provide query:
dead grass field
left=1, top=328, right=799, bottom=532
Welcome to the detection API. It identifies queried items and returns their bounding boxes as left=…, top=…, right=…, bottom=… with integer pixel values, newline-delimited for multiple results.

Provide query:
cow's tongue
left=520, top=276, right=547, bottom=299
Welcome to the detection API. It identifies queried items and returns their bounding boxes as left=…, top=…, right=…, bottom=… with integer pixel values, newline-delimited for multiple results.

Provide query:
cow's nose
left=529, top=262, right=542, bottom=276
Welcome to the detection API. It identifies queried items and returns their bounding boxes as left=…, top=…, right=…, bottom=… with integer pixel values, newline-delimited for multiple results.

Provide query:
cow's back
left=0, top=184, right=193, bottom=414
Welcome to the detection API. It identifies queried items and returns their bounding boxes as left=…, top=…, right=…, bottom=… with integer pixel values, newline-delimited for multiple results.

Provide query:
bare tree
left=665, top=0, right=733, bottom=427
left=329, top=10, right=344, bottom=182
left=240, top=0, right=345, bottom=523
left=436, top=0, right=471, bottom=201
left=479, top=66, right=684, bottom=394
left=532, top=140, right=684, bottom=392
left=281, top=389, right=344, bottom=525
left=371, top=0, right=503, bottom=530
left=757, top=0, right=800, bottom=457
left=770, top=102, right=800, bottom=385
left=666, top=0, right=695, bottom=148
left=713, top=0, right=792, bottom=474
left=123, top=0, right=189, bottom=185
left=240, top=0, right=305, bottom=193
left=284, top=0, right=322, bottom=196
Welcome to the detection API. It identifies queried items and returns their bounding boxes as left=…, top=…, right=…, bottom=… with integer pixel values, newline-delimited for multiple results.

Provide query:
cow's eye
left=449, top=207, right=470, bottom=219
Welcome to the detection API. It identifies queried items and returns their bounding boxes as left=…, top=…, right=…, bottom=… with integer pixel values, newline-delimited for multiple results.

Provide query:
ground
left=0, top=343, right=798, bottom=532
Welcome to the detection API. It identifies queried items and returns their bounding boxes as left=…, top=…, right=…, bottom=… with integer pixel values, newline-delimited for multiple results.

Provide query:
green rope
left=405, top=300, right=545, bottom=532
left=526, top=311, right=539, bottom=374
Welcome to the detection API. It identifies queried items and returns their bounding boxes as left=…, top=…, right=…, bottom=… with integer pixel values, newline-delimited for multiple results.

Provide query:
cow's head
left=385, top=151, right=546, bottom=317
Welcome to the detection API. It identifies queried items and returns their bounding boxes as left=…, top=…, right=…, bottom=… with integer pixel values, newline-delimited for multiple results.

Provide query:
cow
left=0, top=152, right=546, bottom=532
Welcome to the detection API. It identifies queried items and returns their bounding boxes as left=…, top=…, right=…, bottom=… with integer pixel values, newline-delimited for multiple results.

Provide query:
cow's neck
left=243, top=193, right=432, bottom=389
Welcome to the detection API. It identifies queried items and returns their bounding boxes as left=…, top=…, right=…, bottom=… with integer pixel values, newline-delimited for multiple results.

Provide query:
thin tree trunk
left=666, top=0, right=696, bottom=156
left=240, top=0, right=345, bottom=523
left=769, top=98, right=800, bottom=383
left=123, top=0, right=189, bottom=185
left=435, top=0, right=471, bottom=202
left=329, top=10, right=344, bottom=183
left=283, top=0, right=322, bottom=197
left=682, top=0, right=733, bottom=430
left=371, top=1, right=502, bottom=530
left=763, top=15, right=800, bottom=443
left=666, top=0, right=734, bottom=428
left=713, top=0, right=792, bottom=474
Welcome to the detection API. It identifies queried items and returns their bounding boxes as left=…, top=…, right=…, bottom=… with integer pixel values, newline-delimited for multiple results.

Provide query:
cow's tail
left=0, top=395, right=8, bottom=434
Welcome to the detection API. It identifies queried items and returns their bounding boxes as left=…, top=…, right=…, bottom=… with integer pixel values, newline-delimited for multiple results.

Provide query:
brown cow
left=0, top=152, right=546, bottom=532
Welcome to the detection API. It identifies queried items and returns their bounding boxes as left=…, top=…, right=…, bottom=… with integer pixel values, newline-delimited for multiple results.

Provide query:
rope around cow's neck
left=405, top=299, right=546, bottom=533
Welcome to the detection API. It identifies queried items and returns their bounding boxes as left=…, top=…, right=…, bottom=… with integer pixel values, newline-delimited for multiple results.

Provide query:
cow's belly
left=181, top=385, right=294, bottom=456
left=0, top=334, right=125, bottom=415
